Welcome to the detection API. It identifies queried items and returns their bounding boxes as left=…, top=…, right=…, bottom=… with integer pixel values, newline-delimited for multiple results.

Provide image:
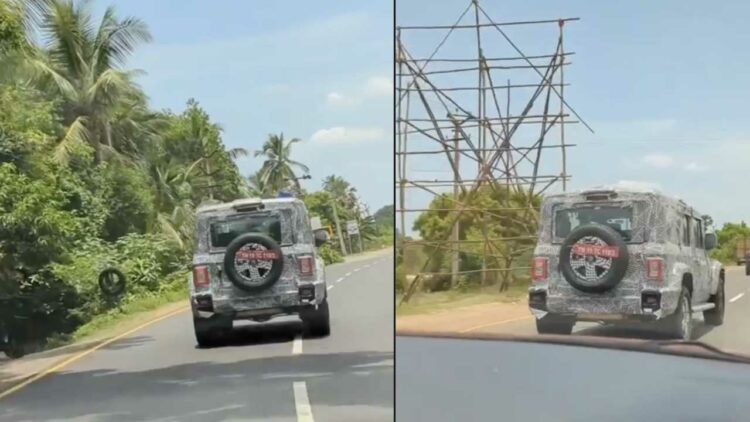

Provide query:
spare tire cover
left=559, top=223, right=629, bottom=293
left=223, top=233, right=284, bottom=292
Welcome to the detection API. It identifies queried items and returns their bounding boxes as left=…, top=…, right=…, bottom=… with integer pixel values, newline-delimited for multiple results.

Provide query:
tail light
left=532, top=257, right=548, bottom=281
left=646, top=258, right=664, bottom=281
left=193, top=265, right=210, bottom=289
left=298, top=255, right=314, bottom=276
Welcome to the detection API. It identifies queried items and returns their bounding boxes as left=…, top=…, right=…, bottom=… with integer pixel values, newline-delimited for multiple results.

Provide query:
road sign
left=346, top=220, right=359, bottom=235
left=310, top=216, right=322, bottom=230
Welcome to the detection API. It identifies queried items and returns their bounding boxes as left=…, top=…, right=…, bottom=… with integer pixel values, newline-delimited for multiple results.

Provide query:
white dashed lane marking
left=335, top=277, right=344, bottom=283
left=293, top=381, right=315, bottom=422
left=292, top=335, right=303, bottom=355
left=730, top=292, right=745, bottom=303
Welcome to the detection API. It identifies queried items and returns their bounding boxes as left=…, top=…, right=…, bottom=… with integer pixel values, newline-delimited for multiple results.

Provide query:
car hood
left=397, top=330, right=750, bottom=364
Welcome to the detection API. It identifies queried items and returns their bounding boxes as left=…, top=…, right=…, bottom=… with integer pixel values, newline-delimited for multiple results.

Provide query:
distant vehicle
left=735, top=237, right=750, bottom=266
left=189, top=197, right=331, bottom=347
left=529, top=187, right=724, bottom=340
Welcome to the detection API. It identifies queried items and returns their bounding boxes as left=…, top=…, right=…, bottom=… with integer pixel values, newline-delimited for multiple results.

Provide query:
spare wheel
left=223, top=233, right=284, bottom=292
left=559, top=223, right=629, bottom=293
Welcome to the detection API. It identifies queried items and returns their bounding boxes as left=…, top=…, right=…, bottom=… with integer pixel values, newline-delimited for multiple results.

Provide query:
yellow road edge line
left=459, top=315, right=533, bottom=333
left=0, top=305, right=189, bottom=401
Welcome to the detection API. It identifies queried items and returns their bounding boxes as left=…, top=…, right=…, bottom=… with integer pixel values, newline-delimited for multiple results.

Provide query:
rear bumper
left=191, top=280, right=326, bottom=320
left=529, top=286, right=681, bottom=320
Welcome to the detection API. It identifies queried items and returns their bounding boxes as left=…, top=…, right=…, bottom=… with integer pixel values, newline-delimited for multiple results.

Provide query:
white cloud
left=325, top=75, right=391, bottom=107
left=364, top=76, right=392, bottom=98
left=642, top=153, right=674, bottom=168
left=310, top=126, right=385, bottom=145
left=325, top=91, right=358, bottom=106
left=613, top=180, right=662, bottom=192
left=684, top=162, right=708, bottom=172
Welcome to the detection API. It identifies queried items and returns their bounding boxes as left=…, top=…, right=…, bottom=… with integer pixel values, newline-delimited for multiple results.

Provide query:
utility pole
left=358, top=232, right=364, bottom=253
left=331, top=200, right=347, bottom=255
left=451, top=117, right=461, bottom=288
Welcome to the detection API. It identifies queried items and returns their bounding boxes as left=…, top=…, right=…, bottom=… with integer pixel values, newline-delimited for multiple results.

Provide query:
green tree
left=413, top=184, right=540, bottom=291
left=254, top=133, right=309, bottom=194
left=31, top=0, right=152, bottom=163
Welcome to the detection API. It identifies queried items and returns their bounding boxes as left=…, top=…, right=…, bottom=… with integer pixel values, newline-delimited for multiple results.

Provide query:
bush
left=318, top=243, right=344, bottom=265
left=395, top=264, right=406, bottom=293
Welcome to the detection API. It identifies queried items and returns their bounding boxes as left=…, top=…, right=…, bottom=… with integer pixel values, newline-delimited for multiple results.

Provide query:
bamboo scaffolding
left=396, top=1, right=590, bottom=303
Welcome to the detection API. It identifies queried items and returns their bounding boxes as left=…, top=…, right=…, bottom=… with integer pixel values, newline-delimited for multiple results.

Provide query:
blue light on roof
left=278, top=191, right=294, bottom=198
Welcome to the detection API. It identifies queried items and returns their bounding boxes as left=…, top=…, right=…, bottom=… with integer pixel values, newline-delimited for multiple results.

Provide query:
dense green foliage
left=408, top=184, right=540, bottom=293
left=0, top=0, right=388, bottom=348
left=711, top=222, right=750, bottom=264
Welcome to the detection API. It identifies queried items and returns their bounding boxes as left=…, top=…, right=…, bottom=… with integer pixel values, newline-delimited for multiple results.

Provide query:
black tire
left=193, top=317, right=231, bottom=348
left=98, top=268, right=127, bottom=296
left=3, top=336, right=26, bottom=359
left=559, top=223, right=629, bottom=293
left=704, top=279, right=725, bottom=326
left=667, top=287, right=693, bottom=340
left=302, top=300, right=331, bottom=337
left=535, top=315, right=575, bottom=335
left=223, top=233, right=284, bottom=293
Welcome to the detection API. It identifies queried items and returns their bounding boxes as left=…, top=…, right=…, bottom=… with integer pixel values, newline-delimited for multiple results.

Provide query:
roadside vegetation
left=397, top=184, right=538, bottom=311
left=711, top=222, right=750, bottom=265
left=0, top=0, right=392, bottom=351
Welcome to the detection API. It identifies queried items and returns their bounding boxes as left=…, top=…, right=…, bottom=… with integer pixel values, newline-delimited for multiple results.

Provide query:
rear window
left=210, top=213, right=282, bottom=247
left=555, top=206, right=634, bottom=241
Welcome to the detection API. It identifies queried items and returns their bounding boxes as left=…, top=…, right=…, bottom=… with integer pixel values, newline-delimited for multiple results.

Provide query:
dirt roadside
left=396, top=300, right=533, bottom=334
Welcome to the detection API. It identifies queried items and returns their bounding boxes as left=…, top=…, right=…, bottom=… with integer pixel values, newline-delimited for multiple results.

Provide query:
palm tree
left=254, top=133, right=309, bottom=194
left=149, top=157, right=203, bottom=249
left=31, top=0, right=152, bottom=163
left=246, top=171, right=272, bottom=198
left=323, top=174, right=360, bottom=211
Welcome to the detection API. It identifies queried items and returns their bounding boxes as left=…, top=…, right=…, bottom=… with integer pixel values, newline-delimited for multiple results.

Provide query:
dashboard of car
left=396, top=335, right=750, bottom=422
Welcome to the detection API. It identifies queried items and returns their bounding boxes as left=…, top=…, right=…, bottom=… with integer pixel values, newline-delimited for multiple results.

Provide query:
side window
left=693, top=218, right=703, bottom=249
left=682, top=215, right=691, bottom=246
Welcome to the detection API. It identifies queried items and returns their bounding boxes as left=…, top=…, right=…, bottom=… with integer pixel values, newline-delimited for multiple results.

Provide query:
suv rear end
left=529, top=189, right=684, bottom=333
left=189, top=198, right=329, bottom=346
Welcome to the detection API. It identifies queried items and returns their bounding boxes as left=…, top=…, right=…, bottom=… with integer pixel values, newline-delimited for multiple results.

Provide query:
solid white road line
left=293, top=381, right=315, bottom=422
left=730, top=292, right=745, bottom=303
left=292, top=335, right=303, bottom=355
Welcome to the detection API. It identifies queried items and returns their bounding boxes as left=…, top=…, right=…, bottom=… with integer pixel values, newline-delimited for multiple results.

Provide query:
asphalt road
left=481, top=266, right=750, bottom=354
left=0, top=252, right=394, bottom=422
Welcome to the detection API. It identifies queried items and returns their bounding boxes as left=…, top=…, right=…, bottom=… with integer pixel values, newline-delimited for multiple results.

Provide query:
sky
left=92, top=0, right=393, bottom=213
left=396, top=0, right=750, bottom=235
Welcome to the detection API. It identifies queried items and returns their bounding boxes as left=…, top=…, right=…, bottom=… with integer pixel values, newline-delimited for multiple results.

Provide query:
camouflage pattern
left=189, top=197, right=326, bottom=320
left=530, top=186, right=722, bottom=321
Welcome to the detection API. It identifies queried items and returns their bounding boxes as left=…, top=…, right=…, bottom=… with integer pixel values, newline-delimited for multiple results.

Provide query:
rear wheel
left=302, top=300, right=330, bottom=337
left=193, top=316, right=231, bottom=348
left=704, top=279, right=725, bottom=326
left=667, top=287, right=693, bottom=340
left=535, top=315, right=575, bottom=335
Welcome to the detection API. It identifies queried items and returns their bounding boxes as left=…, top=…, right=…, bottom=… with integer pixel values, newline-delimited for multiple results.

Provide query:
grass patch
left=45, top=272, right=189, bottom=350
left=396, top=282, right=528, bottom=317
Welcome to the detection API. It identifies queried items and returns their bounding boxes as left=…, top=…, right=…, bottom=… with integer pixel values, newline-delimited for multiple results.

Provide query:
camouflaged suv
left=189, top=197, right=330, bottom=347
left=528, top=188, right=724, bottom=340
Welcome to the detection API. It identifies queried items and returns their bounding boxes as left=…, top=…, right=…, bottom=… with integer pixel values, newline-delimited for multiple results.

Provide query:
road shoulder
left=397, top=300, right=532, bottom=334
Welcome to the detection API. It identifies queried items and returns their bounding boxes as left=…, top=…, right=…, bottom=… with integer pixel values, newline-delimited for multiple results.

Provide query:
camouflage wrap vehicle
left=189, top=197, right=330, bottom=347
left=529, top=187, right=724, bottom=340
